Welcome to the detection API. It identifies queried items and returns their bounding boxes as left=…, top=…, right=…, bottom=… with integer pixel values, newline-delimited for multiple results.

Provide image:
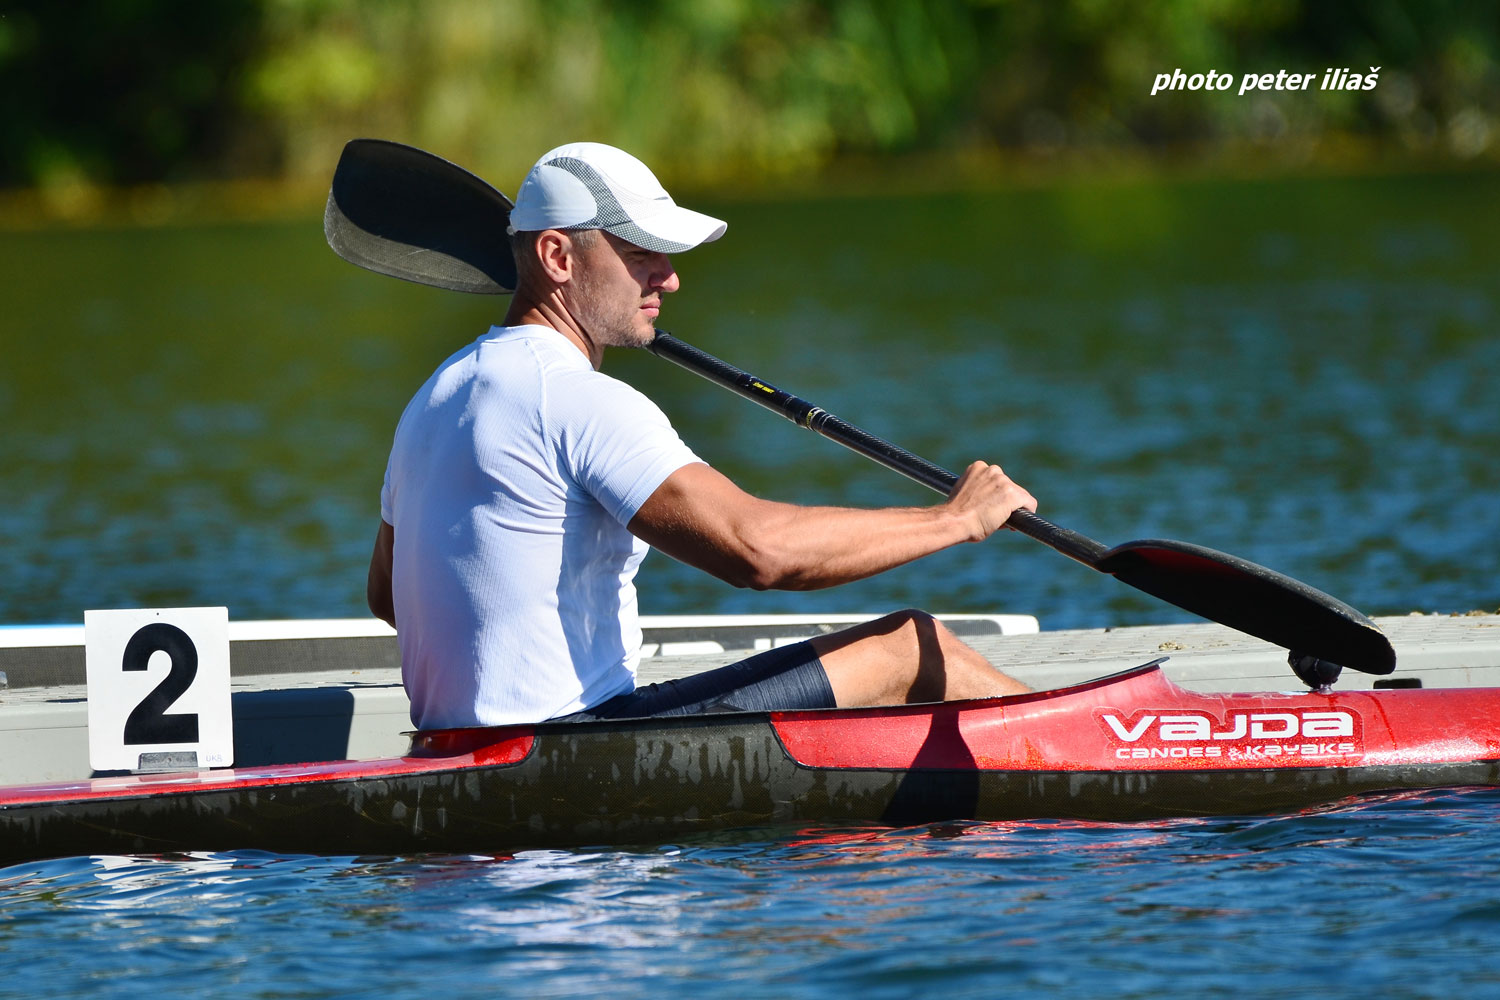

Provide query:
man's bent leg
left=810, top=609, right=1030, bottom=707
left=553, top=641, right=836, bottom=721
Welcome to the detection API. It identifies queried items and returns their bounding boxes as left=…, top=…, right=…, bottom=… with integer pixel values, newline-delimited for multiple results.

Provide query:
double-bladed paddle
left=324, top=138, right=1397, bottom=676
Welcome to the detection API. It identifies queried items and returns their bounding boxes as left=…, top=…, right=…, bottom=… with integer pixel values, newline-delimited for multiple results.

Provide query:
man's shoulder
left=470, top=326, right=596, bottom=383
left=545, top=364, right=665, bottom=426
left=455, top=328, right=666, bottom=425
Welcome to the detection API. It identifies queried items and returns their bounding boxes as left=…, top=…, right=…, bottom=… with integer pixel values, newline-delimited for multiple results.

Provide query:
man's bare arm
left=627, top=461, right=1036, bottom=591
left=367, top=520, right=396, bottom=628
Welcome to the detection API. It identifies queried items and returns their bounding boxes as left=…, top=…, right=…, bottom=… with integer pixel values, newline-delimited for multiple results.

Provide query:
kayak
left=3, top=660, right=1499, bottom=865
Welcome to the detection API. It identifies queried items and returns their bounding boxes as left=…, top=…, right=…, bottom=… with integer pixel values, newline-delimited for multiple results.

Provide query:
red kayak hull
left=2, top=665, right=1497, bottom=863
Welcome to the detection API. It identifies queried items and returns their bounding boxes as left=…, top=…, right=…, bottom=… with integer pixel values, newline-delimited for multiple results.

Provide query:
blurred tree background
left=2, top=0, right=1496, bottom=216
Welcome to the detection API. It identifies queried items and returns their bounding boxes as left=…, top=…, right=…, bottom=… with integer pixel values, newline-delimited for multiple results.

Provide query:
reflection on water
left=4, top=788, right=1500, bottom=998
left=2, top=171, right=1497, bottom=628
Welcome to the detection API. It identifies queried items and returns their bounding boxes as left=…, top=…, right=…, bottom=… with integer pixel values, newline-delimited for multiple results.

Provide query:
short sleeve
left=550, top=372, right=702, bottom=525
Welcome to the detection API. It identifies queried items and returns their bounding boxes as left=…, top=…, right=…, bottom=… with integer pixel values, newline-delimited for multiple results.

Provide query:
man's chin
left=591, top=317, right=655, bottom=349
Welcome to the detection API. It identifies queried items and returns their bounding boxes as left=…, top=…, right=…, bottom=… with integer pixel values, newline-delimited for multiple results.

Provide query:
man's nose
left=653, top=256, right=680, bottom=293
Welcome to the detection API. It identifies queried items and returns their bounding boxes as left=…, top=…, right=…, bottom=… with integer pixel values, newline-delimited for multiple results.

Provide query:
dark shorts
left=553, top=641, right=836, bottom=722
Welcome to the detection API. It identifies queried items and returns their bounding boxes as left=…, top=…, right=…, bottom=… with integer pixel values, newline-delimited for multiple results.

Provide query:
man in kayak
left=368, top=141, right=1038, bottom=731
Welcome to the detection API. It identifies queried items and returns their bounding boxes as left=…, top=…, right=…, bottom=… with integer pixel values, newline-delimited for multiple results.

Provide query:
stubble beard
left=572, top=264, right=652, bottom=350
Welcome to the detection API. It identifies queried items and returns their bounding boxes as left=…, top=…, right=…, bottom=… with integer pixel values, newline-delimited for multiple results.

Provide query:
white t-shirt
left=380, top=325, right=700, bottom=729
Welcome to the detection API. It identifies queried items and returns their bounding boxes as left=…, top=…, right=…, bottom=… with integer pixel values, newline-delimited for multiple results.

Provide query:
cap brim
left=606, top=206, right=726, bottom=253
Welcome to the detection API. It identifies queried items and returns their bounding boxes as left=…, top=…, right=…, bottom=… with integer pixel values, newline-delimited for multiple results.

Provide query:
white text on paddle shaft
left=1150, top=67, right=1381, bottom=96
left=1100, top=710, right=1354, bottom=742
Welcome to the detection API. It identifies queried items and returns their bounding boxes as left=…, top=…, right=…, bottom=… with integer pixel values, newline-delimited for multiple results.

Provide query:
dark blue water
left=5, top=789, right=1500, bottom=998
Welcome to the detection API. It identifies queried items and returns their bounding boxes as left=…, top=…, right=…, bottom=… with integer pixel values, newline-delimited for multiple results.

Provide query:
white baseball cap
left=507, top=142, right=726, bottom=253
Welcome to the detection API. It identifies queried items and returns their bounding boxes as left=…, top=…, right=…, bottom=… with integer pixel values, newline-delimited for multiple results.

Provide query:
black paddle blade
left=1096, top=539, right=1396, bottom=674
left=325, top=138, right=517, bottom=294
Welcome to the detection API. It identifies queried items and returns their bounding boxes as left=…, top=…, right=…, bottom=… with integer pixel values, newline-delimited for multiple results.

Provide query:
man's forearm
left=630, top=461, right=1034, bottom=592
left=726, top=500, right=978, bottom=590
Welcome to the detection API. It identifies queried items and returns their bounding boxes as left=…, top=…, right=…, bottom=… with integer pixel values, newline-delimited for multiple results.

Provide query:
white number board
left=84, top=607, right=234, bottom=772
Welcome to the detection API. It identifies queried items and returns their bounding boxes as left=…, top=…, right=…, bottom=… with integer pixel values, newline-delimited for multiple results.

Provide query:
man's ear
left=534, top=230, right=577, bottom=285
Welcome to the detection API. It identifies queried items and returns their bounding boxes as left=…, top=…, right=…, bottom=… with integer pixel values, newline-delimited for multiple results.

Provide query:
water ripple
left=3, top=791, right=1500, bottom=998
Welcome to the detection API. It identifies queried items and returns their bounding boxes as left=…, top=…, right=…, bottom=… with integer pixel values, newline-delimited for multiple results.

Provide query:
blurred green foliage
left=2, top=0, right=1497, bottom=198
left=0, top=1, right=261, bottom=184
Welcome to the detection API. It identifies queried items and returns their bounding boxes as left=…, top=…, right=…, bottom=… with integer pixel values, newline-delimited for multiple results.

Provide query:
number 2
left=122, top=623, right=201, bottom=745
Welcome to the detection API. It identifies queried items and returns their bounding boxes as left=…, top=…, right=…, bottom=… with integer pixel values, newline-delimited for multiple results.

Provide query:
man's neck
left=503, top=299, right=603, bottom=369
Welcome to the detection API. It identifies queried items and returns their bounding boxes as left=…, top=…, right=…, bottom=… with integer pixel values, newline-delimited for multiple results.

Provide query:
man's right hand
left=944, top=461, right=1037, bottom=542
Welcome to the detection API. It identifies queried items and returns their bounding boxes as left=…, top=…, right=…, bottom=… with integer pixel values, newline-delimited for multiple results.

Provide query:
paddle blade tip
left=325, top=138, right=519, bottom=294
left=1100, top=538, right=1398, bottom=675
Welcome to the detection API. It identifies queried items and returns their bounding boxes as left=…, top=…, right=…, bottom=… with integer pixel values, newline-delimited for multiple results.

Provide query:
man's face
left=568, top=231, right=680, bottom=349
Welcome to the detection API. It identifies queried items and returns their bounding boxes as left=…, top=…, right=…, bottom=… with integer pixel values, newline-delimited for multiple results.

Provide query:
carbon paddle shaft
left=646, top=332, right=1109, bottom=565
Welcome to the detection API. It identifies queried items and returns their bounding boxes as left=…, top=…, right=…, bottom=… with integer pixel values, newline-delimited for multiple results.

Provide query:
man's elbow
left=369, top=600, right=396, bottom=631
left=720, top=544, right=808, bottom=592
left=366, top=558, right=396, bottom=628
left=367, top=520, right=397, bottom=628
left=726, top=564, right=779, bottom=591
left=367, top=581, right=396, bottom=629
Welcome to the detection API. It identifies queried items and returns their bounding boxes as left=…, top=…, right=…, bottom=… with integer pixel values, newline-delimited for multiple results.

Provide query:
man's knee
left=870, top=608, right=942, bottom=636
left=813, top=609, right=950, bottom=672
left=869, top=609, right=953, bottom=654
